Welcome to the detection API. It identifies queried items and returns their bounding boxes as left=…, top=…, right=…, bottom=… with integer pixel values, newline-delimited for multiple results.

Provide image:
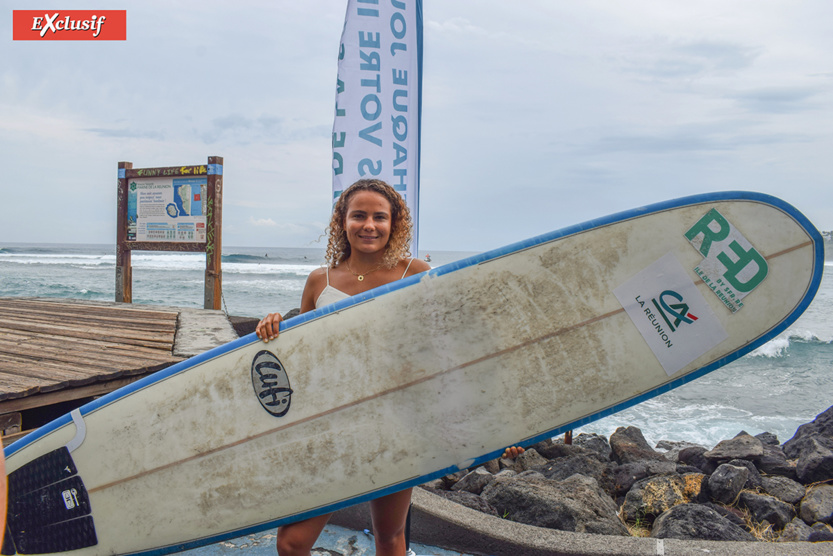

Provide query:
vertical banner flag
left=332, top=0, right=423, bottom=253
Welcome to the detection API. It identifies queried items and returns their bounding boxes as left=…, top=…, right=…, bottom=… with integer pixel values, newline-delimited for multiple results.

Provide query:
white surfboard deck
left=2, top=192, right=824, bottom=556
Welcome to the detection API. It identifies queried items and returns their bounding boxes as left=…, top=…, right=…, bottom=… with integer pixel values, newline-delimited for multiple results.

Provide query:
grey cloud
left=201, top=114, right=285, bottom=144
left=626, top=40, right=761, bottom=79
left=84, top=128, right=165, bottom=140
left=673, top=41, right=761, bottom=71
left=580, top=125, right=813, bottom=155
left=729, top=87, right=822, bottom=114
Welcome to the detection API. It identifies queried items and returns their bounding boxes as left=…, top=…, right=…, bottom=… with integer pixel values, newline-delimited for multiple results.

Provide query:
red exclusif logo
left=13, top=10, right=127, bottom=40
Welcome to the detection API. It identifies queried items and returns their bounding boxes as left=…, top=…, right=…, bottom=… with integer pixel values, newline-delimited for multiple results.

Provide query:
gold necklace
left=346, top=260, right=382, bottom=281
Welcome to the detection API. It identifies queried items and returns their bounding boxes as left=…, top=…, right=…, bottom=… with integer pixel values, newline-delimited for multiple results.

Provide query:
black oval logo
left=251, top=350, right=293, bottom=417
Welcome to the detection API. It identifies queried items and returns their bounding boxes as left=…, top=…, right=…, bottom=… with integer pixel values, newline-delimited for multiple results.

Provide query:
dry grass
left=618, top=505, right=652, bottom=537
left=735, top=505, right=779, bottom=542
left=617, top=495, right=786, bottom=541
left=714, top=491, right=784, bottom=542
left=625, top=520, right=652, bottom=538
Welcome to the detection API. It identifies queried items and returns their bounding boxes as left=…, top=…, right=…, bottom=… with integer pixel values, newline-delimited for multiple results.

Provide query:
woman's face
left=344, top=190, right=393, bottom=256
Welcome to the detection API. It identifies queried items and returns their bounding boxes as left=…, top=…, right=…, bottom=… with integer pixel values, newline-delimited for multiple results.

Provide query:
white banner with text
left=332, top=0, right=423, bottom=251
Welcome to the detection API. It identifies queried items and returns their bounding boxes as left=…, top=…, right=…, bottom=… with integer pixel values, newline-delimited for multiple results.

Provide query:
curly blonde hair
left=324, top=179, right=413, bottom=269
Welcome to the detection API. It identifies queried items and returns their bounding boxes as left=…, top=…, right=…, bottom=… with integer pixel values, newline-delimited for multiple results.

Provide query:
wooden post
left=205, top=156, right=223, bottom=310
left=116, top=161, right=133, bottom=303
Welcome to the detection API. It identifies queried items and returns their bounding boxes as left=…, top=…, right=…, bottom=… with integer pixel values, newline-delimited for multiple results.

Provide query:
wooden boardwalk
left=0, top=298, right=192, bottom=444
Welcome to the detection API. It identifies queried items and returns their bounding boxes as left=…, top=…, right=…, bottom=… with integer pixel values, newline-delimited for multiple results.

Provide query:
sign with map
left=127, top=177, right=207, bottom=242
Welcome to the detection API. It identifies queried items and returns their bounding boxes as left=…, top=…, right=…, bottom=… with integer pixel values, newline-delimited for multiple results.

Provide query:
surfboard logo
left=685, top=208, right=768, bottom=313
left=62, top=488, right=80, bottom=510
left=650, top=290, right=698, bottom=333
left=614, top=252, right=729, bottom=376
left=251, top=350, right=293, bottom=417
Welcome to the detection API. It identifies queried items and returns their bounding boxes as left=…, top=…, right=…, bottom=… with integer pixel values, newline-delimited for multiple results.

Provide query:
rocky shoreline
left=421, top=405, right=833, bottom=545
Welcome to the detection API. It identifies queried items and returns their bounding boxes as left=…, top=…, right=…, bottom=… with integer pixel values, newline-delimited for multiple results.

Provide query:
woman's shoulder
left=403, top=257, right=431, bottom=276
left=306, top=266, right=329, bottom=285
left=300, top=266, right=330, bottom=312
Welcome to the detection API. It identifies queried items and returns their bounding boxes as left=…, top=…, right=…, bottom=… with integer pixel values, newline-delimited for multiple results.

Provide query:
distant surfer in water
left=257, top=179, right=430, bottom=556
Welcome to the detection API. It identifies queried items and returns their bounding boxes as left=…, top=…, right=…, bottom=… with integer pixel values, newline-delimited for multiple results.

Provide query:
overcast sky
left=1, top=1, right=831, bottom=252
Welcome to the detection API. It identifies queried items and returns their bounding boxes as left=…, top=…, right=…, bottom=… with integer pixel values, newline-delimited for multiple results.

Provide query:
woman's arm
left=256, top=268, right=326, bottom=342
left=299, top=267, right=326, bottom=314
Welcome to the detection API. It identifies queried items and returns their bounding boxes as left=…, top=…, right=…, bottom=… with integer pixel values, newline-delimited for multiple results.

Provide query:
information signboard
left=127, top=176, right=207, bottom=242
left=116, top=157, right=223, bottom=310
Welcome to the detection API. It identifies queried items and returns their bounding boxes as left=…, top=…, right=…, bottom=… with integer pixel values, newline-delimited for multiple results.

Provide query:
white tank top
left=315, top=258, right=415, bottom=309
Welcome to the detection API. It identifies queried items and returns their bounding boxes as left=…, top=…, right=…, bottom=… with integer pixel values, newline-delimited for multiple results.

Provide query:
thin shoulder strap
left=401, top=257, right=415, bottom=278
left=326, top=266, right=331, bottom=285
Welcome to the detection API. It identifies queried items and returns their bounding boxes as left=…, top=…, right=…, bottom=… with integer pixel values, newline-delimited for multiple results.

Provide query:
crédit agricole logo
left=633, top=289, right=700, bottom=350
left=614, top=253, right=728, bottom=376
left=12, top=10, right=127, bottom=40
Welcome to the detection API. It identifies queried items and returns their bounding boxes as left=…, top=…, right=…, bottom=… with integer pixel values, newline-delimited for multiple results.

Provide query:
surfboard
left=2, top=191, right=824, bottom=556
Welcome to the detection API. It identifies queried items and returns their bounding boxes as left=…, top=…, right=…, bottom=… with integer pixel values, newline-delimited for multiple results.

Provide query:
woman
left=256, top=178, right=430, bottom=556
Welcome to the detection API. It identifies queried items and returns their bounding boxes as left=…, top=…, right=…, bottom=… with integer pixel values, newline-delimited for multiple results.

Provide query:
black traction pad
left=3, top=447, right=97, bottom=554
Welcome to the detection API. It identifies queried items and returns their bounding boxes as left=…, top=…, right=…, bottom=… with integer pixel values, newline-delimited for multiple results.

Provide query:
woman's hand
left=256, top=312, right=283, bottom=342
left=502, top=446, right=525, bottom=459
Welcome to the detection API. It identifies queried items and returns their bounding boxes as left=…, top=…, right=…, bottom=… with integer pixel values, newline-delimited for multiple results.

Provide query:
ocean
left=0, top=241, right=830, bottom=449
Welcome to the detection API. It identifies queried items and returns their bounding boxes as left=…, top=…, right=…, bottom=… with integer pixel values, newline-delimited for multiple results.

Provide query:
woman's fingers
left=502, top=446, right=525, bottom=459
left=256, top=312, right=283, bottom=342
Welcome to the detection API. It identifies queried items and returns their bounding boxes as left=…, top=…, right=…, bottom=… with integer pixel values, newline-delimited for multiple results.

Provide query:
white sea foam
left=0, top=253, right=114, bottom=266
left=748, top=337, right=790, bottom=358
left=744, top=328, right=829, bottom=358
left=222, top=263, right=320, bottom=276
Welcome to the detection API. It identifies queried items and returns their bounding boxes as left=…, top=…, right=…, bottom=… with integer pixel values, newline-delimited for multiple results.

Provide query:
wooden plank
left=0, top=300, right=180, bottom=327
left=0, top=353, right=109, bottom=383
left=0, top=307, right=177, bottom=333
left=0, top=298, right=203, bottom=407
left=0, top=297, right=179, bottom=317
left=0, top=317, right=174, bottom=349
left=0, top=351, right=179, bottom=383
left=0, top=372, right=57, bottom=398
left=0, top=357, right=125, bottom=394
left=0, top=298, right=179, bottom=319
left=1, top=317, right=175, bottom=343
left=0, top=324, right=175, bottom=346
left=0, top=300, right=179, bottom=323
left=0, top=357, right=173, bottom=403
left=0, top=340, right=177, bottom=369
left=0, top=330, right=177, bottom=359
left=0, top=329, right=174, bottom=355
left=0, top=351, right=147, bottom=384
left=0, top=312, right=177, bottom=341
left=0, top=374, right=154, bottom=414
left=0, top=341, right=179, bottom=372
left=125, top=165, right=208, bottom=179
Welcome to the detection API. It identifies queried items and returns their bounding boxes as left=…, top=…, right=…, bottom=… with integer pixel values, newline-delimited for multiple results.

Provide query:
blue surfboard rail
left=3, top=191, right=825, bottom=556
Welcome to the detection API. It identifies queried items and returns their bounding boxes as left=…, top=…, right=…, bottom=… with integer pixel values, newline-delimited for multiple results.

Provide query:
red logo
left=13, top=10, right=127, bottom=41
